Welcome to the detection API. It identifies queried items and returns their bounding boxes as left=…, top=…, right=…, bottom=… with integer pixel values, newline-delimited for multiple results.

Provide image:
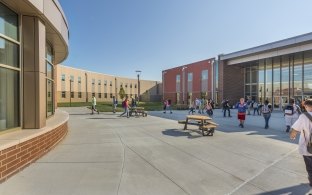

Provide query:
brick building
left=162, top=58, right=216, bottom=105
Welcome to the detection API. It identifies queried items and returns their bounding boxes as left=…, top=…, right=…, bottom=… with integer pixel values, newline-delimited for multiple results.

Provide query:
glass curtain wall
left=273, top=57, right=281, bottom=108
left=281, top=56, right=290, bottom=106
left=258, top=60, right=265, bottom=103
left=0, top=3, right=19, bottom=131
left=265, top=58, right=272, bottom=103
left=293, top=53, right=303, bottom=104
left=46, top=44, right=54, bottom=117
left=304, top=51, right=312, bottom=97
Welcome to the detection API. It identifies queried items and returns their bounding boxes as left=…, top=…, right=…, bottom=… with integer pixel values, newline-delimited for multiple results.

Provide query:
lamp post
left=135, top=70, right=141, bottom=101
left=162, top=71, right=167, bottom=101
left=182, top=66, right=187, bottom=104
left=69, top=77, right=73, bottom=107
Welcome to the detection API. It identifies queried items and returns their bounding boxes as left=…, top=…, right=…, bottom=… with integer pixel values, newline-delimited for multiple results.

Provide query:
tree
left=119, top=87, right=126, bottom=100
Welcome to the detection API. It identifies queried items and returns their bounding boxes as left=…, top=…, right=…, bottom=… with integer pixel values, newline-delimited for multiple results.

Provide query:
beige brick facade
left=56, top=65, right=162, bottom=103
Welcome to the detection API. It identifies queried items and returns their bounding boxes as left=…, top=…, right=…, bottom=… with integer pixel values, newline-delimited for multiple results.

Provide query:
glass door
left=273, top=96, right=281, bottom=109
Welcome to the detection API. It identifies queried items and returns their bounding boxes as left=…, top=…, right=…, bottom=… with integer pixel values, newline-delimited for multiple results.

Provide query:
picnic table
left=129, top=107, right=147, bottom=117
left=178, top=115, right=218, bottom=136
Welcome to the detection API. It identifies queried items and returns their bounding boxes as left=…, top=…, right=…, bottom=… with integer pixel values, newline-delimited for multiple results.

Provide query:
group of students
left=188, top=98, right=215, bottom=116
left=233, top=97, right=312, bottom=187
left=232, top=98, right=272, bottom=129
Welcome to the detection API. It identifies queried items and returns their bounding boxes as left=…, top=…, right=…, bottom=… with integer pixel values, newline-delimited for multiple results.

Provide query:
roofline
left=59, top=65, right=161, bottom=82
left=219, top=32, right=312, bottom=60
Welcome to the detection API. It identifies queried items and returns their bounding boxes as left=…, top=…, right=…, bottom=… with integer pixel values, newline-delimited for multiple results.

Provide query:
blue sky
left=59, top=0, right=312, bottom=81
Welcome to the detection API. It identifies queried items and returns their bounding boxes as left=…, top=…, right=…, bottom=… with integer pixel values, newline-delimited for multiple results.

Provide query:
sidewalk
left=0, top=107, right=311, bottom=195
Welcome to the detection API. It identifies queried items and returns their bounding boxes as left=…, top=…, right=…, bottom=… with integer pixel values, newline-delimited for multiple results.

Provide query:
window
left=98, top=93, right=101, bottom=98
left=78, top=92, right=82, bottom=98
left=104, top=93, right=107, bottom=98
left=78, top=76, right=81, bottom=83
left=46, top=44, right=54, bottom=117
left=70, top=75, right=74, bottom=82
left=92, top=93, right=95, bottom=97
left=110, top=81, right=112, bottom=86
left=98, top=80, right=101, bottom=85
left=135, top=84, right=137, bottom=88
left=104, top=80, right=107, bottom=86
left=187, top=73, right=193, bottom=92
left=92, top=79, right=95, bottom=85
left=130, top=84, right=132, bottom=88
left=0, top=4, right=20, bottom=131
left=176, top=74, right=180, bottom=92
left=110, top=93, right=113, bottom=98
left=62, top=91, right=66, bottom=98
left=71, top=92, right=74, bottom=98
left=61, top=74, right=65, bottom=81
left=201, top=70, right=208, bottom=92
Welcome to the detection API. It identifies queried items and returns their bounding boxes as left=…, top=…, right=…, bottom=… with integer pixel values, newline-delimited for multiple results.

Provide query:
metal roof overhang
left=219, top=32, right=312, bottom=65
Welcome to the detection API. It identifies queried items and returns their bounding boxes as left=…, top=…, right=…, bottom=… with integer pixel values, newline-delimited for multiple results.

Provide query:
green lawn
left=58, top=101, right=165, bottom=112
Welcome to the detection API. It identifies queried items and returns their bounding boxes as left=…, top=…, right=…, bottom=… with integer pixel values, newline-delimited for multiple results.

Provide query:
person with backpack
left=290, top=99, right=312, bottom=187
left=284, top=98, right=302, bottom=132
left=262, top=100, right=272, bottom=129
left=119, top=97, right=130, bottom=118
left=253, top=100, right=259, bottom=116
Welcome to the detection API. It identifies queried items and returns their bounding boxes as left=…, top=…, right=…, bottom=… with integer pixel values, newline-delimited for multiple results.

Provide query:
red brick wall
left=163, top=58, right=214, bottom=104
left=0, top=122, right=68, bottom=182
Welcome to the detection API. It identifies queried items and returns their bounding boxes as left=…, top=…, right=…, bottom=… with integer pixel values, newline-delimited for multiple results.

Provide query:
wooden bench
left=179, top=115, right=218, bottom=136
left=200, top=124, right=217, bottom=136
left=129, top=107, right=147, bottom=117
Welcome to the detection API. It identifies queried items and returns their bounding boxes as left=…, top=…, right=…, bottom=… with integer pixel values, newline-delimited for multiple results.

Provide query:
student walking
left=188, top=99, right=195, bottom=114
left=163, top=99, right=172, bottom=114
left=112, top=96, right=118, bottom=113
left=284, top=98, right=302, bottom=132
left=223, top=99, right=231, bottom=117
left=91, top=95, right=99, bottom=114
left=262, top=100, right=272, bottom=129
left=119, top=97, right=130, bottom=118
left=290, top=99, right=312, bottom=187
left=235, top=98, right=248, bottom=128
left=252, top=101, right=259, bottom=115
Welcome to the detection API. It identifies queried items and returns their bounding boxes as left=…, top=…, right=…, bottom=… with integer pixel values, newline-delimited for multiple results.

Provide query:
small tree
left=119, top=87, right=126, bottom=100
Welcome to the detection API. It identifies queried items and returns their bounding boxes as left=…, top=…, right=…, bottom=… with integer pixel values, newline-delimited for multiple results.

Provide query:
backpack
left=122, top=100, right=126, bottom=108
left=262, top=105, right=270, bottom=114
left=284, top=105, right=294, bottom=115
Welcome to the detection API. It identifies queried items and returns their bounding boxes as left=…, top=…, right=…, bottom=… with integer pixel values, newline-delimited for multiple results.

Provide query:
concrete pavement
left=0, top=107, right=311, bottom=195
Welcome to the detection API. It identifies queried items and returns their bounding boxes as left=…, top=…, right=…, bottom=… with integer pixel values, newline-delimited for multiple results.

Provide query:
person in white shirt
left=290, top=99, right=312, bottom=187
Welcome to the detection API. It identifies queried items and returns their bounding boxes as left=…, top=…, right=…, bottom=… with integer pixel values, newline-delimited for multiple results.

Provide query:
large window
left=176, top=75, right=180, bottom=92
left=46, top=44, right=54, bottom=117
left=0, top=3, right=19, bottom=131
left=187, top=72, right=193, bottom=92
left=294, top=53, right=303, bottom=96
left=304, top=51, right=312, bottom=95
left=281, top=56, right=290, bottom=96
left=201, top=70, right=208, bottom=92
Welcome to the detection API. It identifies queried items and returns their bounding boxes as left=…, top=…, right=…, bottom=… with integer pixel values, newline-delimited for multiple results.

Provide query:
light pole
left=182, top=66, right=187, bottom=104
left=69, top=77, right=73, bottom=107
left=162, top=71, right=167, bottom=101
left=135, top=70, right=141, bottom=101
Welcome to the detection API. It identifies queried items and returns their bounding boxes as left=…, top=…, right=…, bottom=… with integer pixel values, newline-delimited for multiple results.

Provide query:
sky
left=59, top=0, right=312, bottom=81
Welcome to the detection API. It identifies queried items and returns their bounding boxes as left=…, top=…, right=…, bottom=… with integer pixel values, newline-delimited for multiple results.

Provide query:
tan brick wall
left=0, top=122, right=68, bottom=182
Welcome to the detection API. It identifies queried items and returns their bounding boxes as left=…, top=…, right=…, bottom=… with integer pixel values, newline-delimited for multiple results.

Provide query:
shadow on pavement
left=256, top=183, right=311, bottom=195
left=162, top=129, right=203, bottom=139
